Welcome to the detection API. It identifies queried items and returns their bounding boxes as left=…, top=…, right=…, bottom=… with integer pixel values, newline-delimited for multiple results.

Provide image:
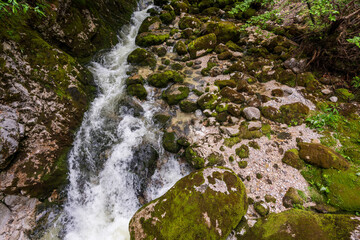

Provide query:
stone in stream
left=127, top=48, right=156, bottom=68
left=243, top=107, right=261, bottom=120
left=129, top=167, right=248, bottom=240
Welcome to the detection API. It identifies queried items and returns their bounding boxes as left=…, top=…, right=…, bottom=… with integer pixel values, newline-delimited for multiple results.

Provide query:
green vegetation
left=0, top=0, right=46, bottom=16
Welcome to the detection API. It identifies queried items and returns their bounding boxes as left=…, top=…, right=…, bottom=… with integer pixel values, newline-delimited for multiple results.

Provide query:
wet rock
left=179, top=100, right=198, bottom=113
left=188, top=33, right=217, bottom=59
left=242, top=209, right=360, bottom=239
left=283, top=187, right=304, bottom=208
left=298, top=143, right=350, bottom=170
left=179, top=16, right=201, bottom=30
left=174, top=40, right=188, bottom=55
left=127, top=84, right=148, bottom=100
left=127, top=48, right=156, bottom=68
left=162, top=84, right=190, bottom=105
left=129, top=144, right=159, bottom=198
left=243, top=107, right=261, bottom=120
left=135, top=32, right=170, bottom=47
left=0, top=105, right=22, bottom=169
left=162, top=132, right=181, bottom=153
left=282, top=149, right=304, bottom=170
left=129, top=167, right=248, bottom=240
left=138, top=16, right=161, bottom=34
left=148, top=70, right=184, bottom=88
left=220, top=87, right=245, bottom=104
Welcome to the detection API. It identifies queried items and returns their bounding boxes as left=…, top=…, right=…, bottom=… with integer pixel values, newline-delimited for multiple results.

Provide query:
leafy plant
left=351, top=76, right=360, bottom=88
left=0, top=0, right=46, bottom=16
left=347, top=35, right=360, bottom=48
left=306, top=105, right=341, bottom=130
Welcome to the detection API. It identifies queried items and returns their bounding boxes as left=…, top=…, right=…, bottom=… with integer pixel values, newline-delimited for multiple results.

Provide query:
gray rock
left=0, top=202, right=11, bottom=233
left=0, top=105, right=21, bottom=169
left=321, top=89, right=332, bottom=95
left=283, top=58, right=307, bottom=73
left=243, top=107, right=261, bottom=120
left=330, top=96, right=338, bottom=103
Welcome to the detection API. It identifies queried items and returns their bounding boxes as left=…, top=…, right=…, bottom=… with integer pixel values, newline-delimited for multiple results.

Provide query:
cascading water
left=62, top=2, right=187, bottom=239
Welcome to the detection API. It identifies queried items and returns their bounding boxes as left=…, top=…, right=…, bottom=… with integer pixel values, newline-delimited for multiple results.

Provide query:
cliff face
left=0, top=0, right=138, bottom=200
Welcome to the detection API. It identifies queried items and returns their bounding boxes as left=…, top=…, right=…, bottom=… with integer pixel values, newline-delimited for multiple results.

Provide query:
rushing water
left=61, top=2, right=187, bottom=239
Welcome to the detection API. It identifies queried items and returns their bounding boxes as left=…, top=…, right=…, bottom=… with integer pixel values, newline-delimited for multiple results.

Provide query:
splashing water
left=62, top=2, right=187, bottom=239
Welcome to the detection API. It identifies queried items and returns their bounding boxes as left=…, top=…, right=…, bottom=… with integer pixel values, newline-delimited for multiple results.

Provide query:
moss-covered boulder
left=205, top=21, right=240, bottom=43
left=279, top=102, right=310, bottom=125
left=282, top=149, right=304, bottom=170
left=127, top=48, right=156, bottom=68
left=275, top=68, right=297, bottom=87
left=228, top=60, right=246, bottom=73
left=185, top=146, right=205, bottom=169
left=242, top=209, right=360, bottom=240
left=148, top=70, right=184, bottom=88
left=254, top=201, right=270, bottom=217
left=220, top=87, right=245, bottom=104
left=171, top=1, right=189, bottom=15
left=180, top=100, right=198, bottom=113
left=174, top=40, right=188, bottom=55
left=261, top=106, right=281, bottom=122
left=162, top=84, right=190, bottom=105
left=298, top=143, right=350, bottom=170
left=297, top=72, right=321, bottom=92
left=162, top=131, right=181, bottom=153
left=138, top=16, right=161, bottom=34
left=226, top=40, right=242, bottom=52
left=214, top=79, right=237, bottom=89
left=126, top=75, right=144, bottom=86
left=129, top=167, right=248, bottom=240
left=127, top=84, right=148, bottom=100
left=179, top=16, right=202, bottom=30
left=135, top=32, right=170, bottom=47
left=283, top=187, right=304, bottom=208
left=197, top=93, right=220, bottom=110
left=188, top=33, right=217, bottom=59
left=160, top=10, right=176, bottom=24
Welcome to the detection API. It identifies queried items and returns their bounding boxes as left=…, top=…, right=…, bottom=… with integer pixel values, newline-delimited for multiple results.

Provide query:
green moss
left=179, top=100, right=198, bottom=113
left=279, top=102, right=310, bottom=125
left=201, top=61, right=217, bottom=76
left=220, top=87, right=245, bottom=104
left=282, top=148, right=304, bottom=170
left=238, top=161, right=248, bottom=169
left=160, top=10, right=176, bottom=24
left=261, top=124, right=272, bottom=137
left=171, top=63, right=184, bottom=70
left=236, top=145, right=249, bottom=159
left=248, top=141, right=260, bottom=150
left=335, top=88, right=355, bottom=101
left=148, top=70, right=184, bottom=88
left=283, top=187, right=304, bottom=208
left=254, top=201, right=269, bottom=217
left=205, top=21, right=239, bottom=43
left=207, top=153, right=225, bottom=166
left=135, top=32, right=170, bottom=47
left=214, top=79, right=236, bottom=89
left=130, top=167, right=248, bottom=240
left=162, top=132, right=181, bottom=153
left=226, top=40, right=242, bottom=52
left=216, top=103, right=228, bottom=113
left=224, top=136, right=241, bottom=148
left=242, top=209, right=360, bottom=240
left=138, top=16, right=161, bottom=34
left=127, top=84, right=148, bottom=100
left=265, top=195, right=276, bottom=203
left=185, top=147, right=205, bottom=169
left=179, top=16, right=201, bottom=29
left=197, top=93, right=219, bottom=110
left=297, top=72, right=321, bottom=92
left=275, top=68, right=297, bottom=87
left=162, top=86, right=190, bottom=105
left=298, top=142, right=350, bottom=170
left=127, top=48, right=156, bottom=68
left=174, top=40, right=188, bottom=55
left=188, top=33, right=217, bottom=58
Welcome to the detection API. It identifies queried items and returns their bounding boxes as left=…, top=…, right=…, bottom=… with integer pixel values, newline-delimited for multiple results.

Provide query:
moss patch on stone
left=136, top=32, right=170, bottom=47
left=282, top=149, right=304, bottom=170
left=188, top=33, right=217, bottom=58
left=127, top=48, right=156, bottom=68
left=162, top=132, right=181, bottom=153
left=148, top=70, right=184, bottom=88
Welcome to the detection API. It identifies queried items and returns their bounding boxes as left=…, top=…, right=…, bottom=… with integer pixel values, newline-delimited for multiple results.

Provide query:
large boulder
left=188, top=33, right=217, bottom=59
left=135, top=32, right=170, bottom=47
left=127, top=48, right=156, bottom=68
left=179, top=16, right=201, bottom=30
left=242, top=209, right=360, bottom=239
left=298, top=142, right=350, bottom=170
left=129, top=167, right=248, bottom=240
left=205, top=21, right=240, bottom=43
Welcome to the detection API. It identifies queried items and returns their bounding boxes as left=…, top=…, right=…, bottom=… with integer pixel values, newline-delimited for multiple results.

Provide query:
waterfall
left=62, top=2, right=187, bottom=239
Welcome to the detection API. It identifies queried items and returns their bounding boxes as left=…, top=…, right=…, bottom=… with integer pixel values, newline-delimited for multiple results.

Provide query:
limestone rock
left=243, top=107, right=261, bottom=120
left=129, top=167, right=248, bottom=240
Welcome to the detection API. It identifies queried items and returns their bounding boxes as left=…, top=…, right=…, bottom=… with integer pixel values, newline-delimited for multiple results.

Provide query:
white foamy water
left=62, top=2, right=187, bottom=239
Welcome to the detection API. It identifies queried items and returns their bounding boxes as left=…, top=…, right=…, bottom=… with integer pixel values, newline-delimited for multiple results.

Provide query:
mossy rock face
left=160, top=10, right=176, bottom=24
left=279, top=102, right=309, bottom=125
left=148, top=70, right=184, bottom=88
left=302, top=166, right=360, bottom=211
left=226, top=40, right=242, bottom=52
left=138, top=16, right=161, bottom=34
left=242, top=209, right=360, bottom=240
left=162, top=84, right=190, bottom=105
left=205, top=21, right=239, bottom=43
left=127, top=48, right=156, bottom=68
left=220, top=87, right=245, bottom=104
left=179, top=16, right=202, bottom=30
left=174, top=40, right=188, bottom=55
left=188, top=33, right=217, bottom=59
left=197, top=93, right=220, bottom=110
left=180, top=100, right=198, bottom=113
left=298, top=143, right=350, bottom=170
left=135, top=32, right=170, bottom=47
left=297, top=72, right=321, bottom=92
left=185, top=147, right=205, bottom=169
left=129, top=167, right=248, bottom=240
left=335, top=88, right=355, bottom=101
left=275, top=68, right=297, bottom=87
left=236, top=145, right=249, bottom=159
left=282, top=187, right=304, bottom=208
left=127, top=84, right=148, bottom=100
left=282, top=149, right=304, bottom=170
left=162, top=132, right=181, bottom=153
